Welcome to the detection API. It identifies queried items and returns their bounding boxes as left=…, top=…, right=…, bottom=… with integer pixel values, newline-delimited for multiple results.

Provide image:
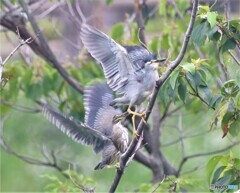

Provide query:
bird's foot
left=114, top=162, right=120, bottom=169
left=132, top=128, right=139, bottom=139
left=140, top=111, right=147, bottom=123
left=127, top=108, right=147, bottom=123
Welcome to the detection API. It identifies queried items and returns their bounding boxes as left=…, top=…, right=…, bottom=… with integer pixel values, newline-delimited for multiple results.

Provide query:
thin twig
left=134, top=0, right=146, bottom=45
left=37, top=2, right=64, bottom=18
left=68, top=164, right=95, bottom=193
left=0, top=38, right=32, bottom=76
left=162, top=130, right=208, bottom=147
left=151, top=175, right=166, bottom=193
left=0, top=123, right=68, bottom=178
left=18, top=0, right=84, bottom=94
left=177, top=113, right=185, bottom=157
left=176, top=140, right=240, bottom=177
left=168, top=0, right=204, bottom=59
left=228, top=50, right=240, bottom=66
left=0, top=100, right=41, bottom=113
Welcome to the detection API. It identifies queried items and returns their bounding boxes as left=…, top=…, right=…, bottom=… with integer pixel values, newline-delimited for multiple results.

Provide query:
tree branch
left=19, top=0, right=84, bottom=94
left=228, top=50, right=240, bottom=66
left=109, top=0, right=198, bottom=192
left=134, top=0, right=146, bottom=45
left=176, top=140, right=240, bottom=177
left=0, top=122, right=69, bottom=179
left=0, top=1, right=84, bottom=94
left=0, top=28, right=33, bottom=81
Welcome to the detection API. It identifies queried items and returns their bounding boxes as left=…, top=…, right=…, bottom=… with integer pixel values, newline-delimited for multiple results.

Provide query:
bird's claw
left=132, top=129, right=139, bottom=139
left=140, top=112, right=147, bottom=123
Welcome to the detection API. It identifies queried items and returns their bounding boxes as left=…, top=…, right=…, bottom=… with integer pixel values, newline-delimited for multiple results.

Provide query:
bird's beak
left=151, top=58, right=166, bottom=69
left=153, top=58, right=167, bottom=63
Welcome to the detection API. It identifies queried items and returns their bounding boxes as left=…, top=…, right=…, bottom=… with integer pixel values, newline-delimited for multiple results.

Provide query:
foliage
left=206, top=152, right=240, bottom=192
left=1, top=0, right=240, bottom=192
left=42, top=170, right=95, bottom=192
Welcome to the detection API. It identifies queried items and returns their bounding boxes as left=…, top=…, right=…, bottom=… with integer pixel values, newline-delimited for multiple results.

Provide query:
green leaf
left=236, top=92, right=240, bottom=110
left=178, top=78, right=187, bottom=103
left=221, top=80, right=239, bottom=97
left=185, top=71, right=202, bottom=91
left=181, top=63, right=196, bottom=75
left=25, top=83, right=43, bottom=99
left=169, top=70, right=180, bottom=89
left=221, top=112, right=235, bottom=138
left=192, top=21, right=210, bottom=46
left=106, top=0, right=114, bottom=5
left=198, top=85, right=212, bottom=104
left=219, top=38, right=236, bottom=53
left=21, top=68, right=33, bottom=88
left=207, top=26, right=221, bottom=41
left=229, top=115, right=240, bottom=137
left=215, top=175, right=232, bottom=186
left=206, top=155, right=223, bottom=184
left=209, top=95, right=222, bottom=109
left=161, top=33, right=170, bottom=50
left=159, top=0, right=166, bottom=16
left=211, top=166, right=227, bottom=184
left=111, top=23, right=124, bottom=43
left=207, top=12, right=217, bottom=28
left=198, top=5, right=210, bottom=14
left=149, top=37, right=159, bottom=53
left=236, top=70, right=240, bottom=88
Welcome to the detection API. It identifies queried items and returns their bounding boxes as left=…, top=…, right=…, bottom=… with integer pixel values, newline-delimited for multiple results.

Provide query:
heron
left=80, top=24, right=166, bottom=136
left=43, top=83, right=128, bottom=170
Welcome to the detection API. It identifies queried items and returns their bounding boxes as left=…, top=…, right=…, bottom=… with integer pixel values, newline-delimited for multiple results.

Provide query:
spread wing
left=42, top=104, right=111, bottom=153
left=84, top=82, right=121, bottom=136
left=80, top=24, right=135, bottom=94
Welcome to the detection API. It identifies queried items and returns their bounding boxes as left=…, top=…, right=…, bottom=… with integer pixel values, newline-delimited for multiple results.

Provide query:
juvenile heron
left=43, top=83, right=128, bottom=170
left=80, top=24, right=166, bottom=136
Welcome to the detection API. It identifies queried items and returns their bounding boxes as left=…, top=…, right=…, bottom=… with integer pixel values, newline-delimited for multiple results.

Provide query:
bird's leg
left=127, top=108, right=146, bottom=123
left=131, top=114, right=139, bottom=138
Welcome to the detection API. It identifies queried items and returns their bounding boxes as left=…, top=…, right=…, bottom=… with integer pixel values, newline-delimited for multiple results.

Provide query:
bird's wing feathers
left=94, top=107, right=121, bottom=136
left=123, top=46, right=150, bottom=70
left=84, top=83, right=121, bottom=136
left=80, top=24, right=134, bottom=94
left=43, top=105, right=111, bottom=153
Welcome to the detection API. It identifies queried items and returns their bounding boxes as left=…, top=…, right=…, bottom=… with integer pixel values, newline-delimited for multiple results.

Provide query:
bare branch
left=134, top=0, right=146, bottom=45
left=109, top=0, right=198, bottom=192
left=0, top=29, right=32, bottom=81
left=0, top=122, right=68, bottom=178
left=19, top=1, right=83, bottom=95
left=177, top=113, right=185, bottom=157
left=68, top=164, right=95, bottom=193
left=151, top=175, right=166, bottom=193
left=228, top=50, right=240, bottom=66
left=168, top=0, right=204, bottom=59
left=37, top=2, right=64, bottom=18
left=162, top=130, right=208, bottom=147
left=0, top=100, right=41, bottom=113
left=1, top=0, right=15, bottom=10
left=176, top=140, right=240, bottom=177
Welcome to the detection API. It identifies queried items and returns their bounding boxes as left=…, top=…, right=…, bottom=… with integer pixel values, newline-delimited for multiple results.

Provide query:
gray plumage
left=80, top=24, right=164, bottom=109
left=43, top=83, right=128, bottom=170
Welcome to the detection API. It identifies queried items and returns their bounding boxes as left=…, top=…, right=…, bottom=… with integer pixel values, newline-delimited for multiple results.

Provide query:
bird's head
left=144, top=53, right=166, bottom=70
